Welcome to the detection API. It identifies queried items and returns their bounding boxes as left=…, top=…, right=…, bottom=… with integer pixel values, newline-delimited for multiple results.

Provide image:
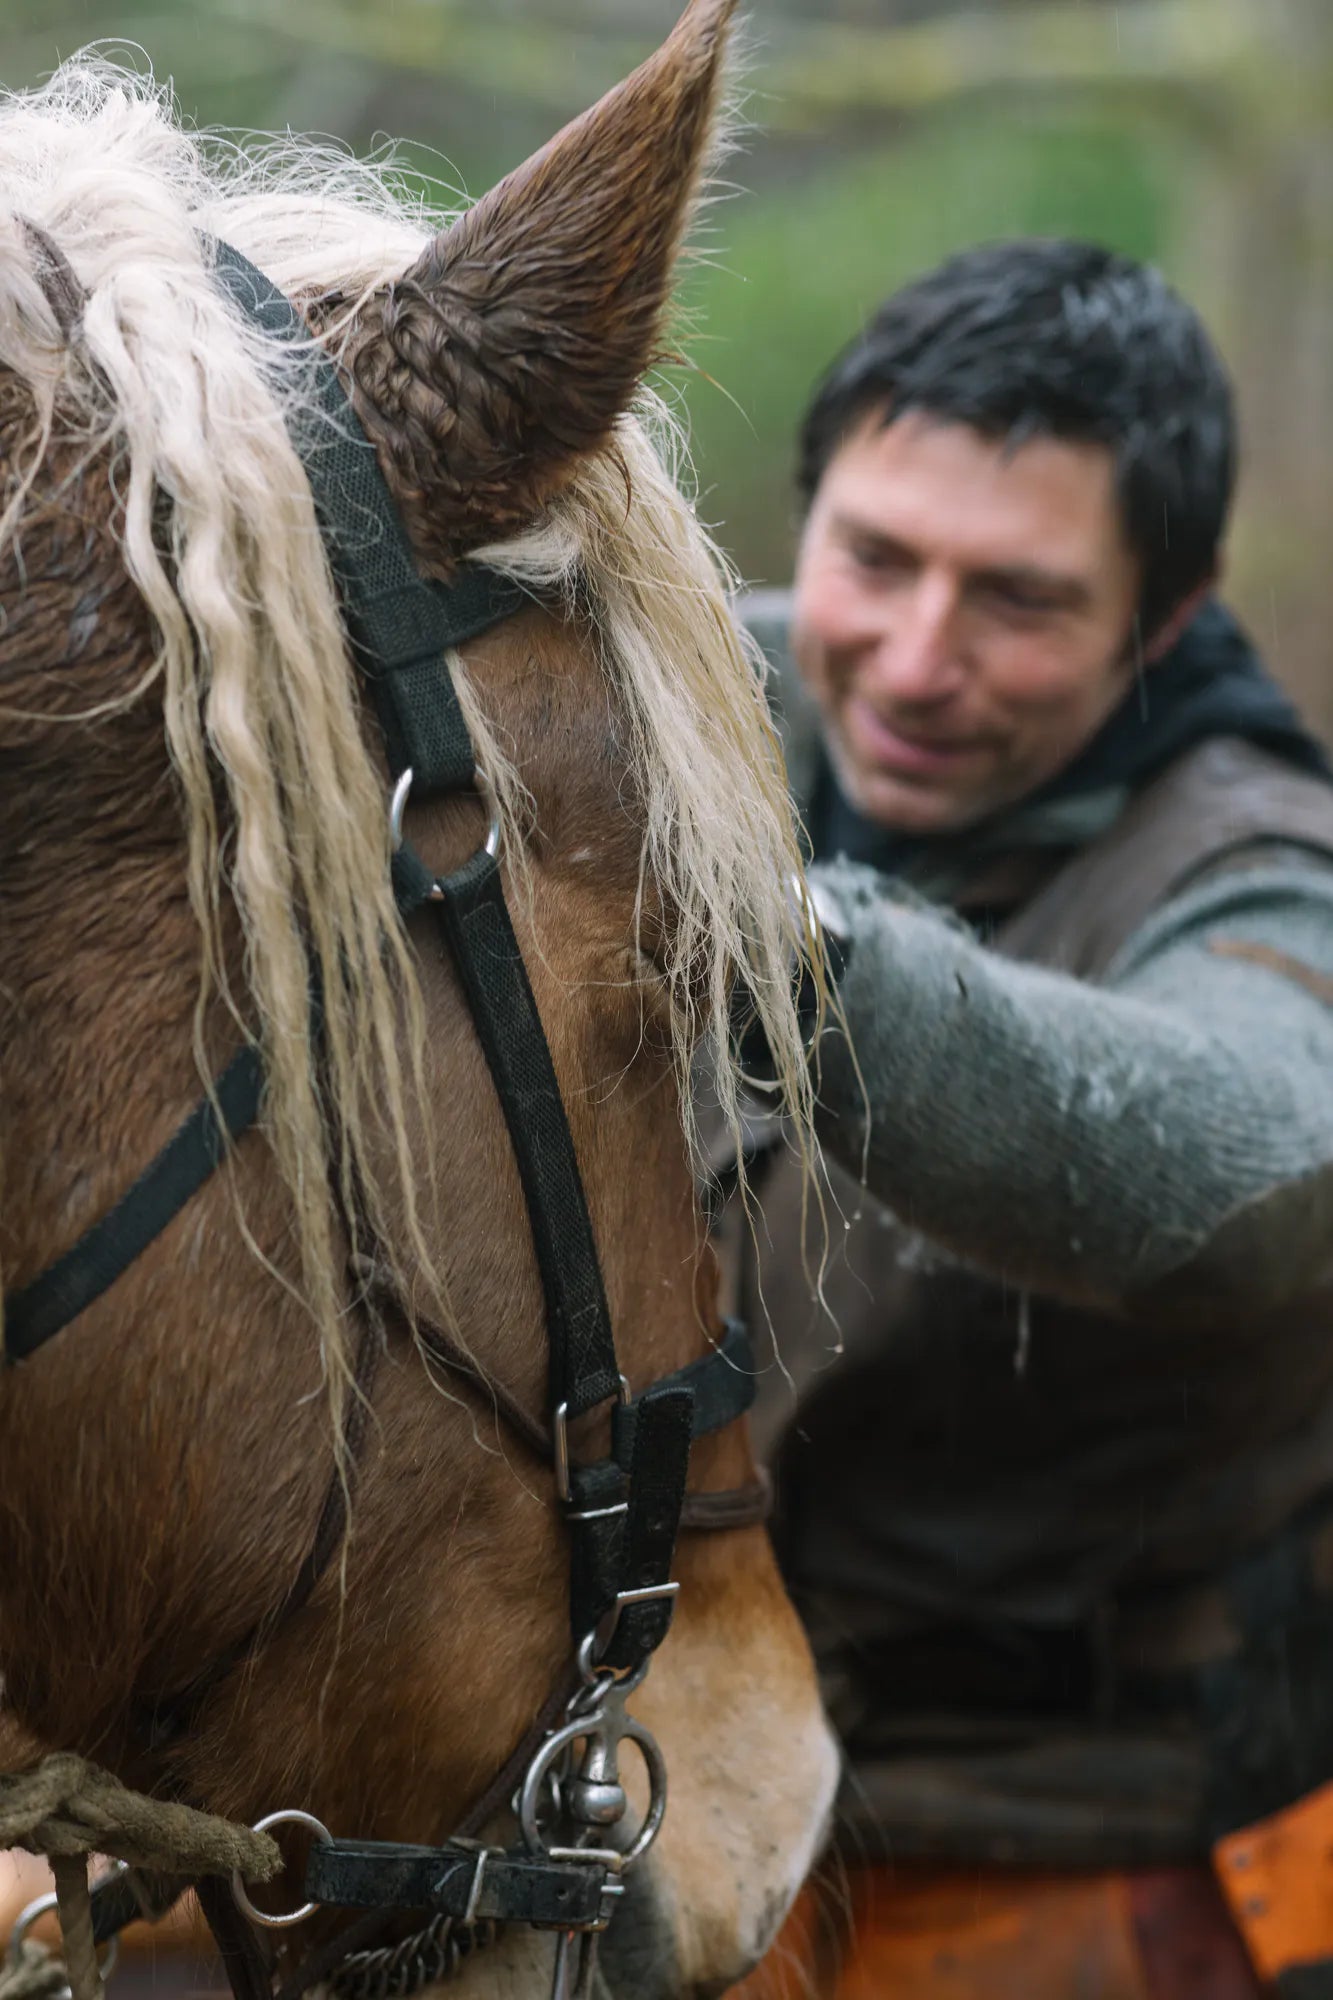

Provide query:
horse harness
left=2, top=244, right=771, bottom=2000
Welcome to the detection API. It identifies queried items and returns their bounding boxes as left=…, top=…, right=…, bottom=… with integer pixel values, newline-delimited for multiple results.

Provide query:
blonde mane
left=0, top=57, right=821, bottom=1390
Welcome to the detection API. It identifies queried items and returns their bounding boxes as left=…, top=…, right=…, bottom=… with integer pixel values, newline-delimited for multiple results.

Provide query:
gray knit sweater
left=745, top=596, right=1333, bottom=1313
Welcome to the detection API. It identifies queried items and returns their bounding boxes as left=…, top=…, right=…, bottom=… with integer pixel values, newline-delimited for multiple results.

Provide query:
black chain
left=328, top=1915, right=500, bottom=2000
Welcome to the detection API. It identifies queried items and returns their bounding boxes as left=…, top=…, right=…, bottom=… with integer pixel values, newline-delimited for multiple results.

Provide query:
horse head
left=0, top=4, right=837, bottom=1993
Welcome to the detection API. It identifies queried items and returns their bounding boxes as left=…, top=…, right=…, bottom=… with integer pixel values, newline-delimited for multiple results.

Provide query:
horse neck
left=0, top=751, right=334, bottom=1759
left=2, top=822, right=211, bottom=1320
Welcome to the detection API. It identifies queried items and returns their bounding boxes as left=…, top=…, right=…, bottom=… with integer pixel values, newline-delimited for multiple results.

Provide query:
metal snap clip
left=518, top=1699, right=667, bottom=1870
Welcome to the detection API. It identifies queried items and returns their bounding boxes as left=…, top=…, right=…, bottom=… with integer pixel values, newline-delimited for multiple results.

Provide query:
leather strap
left=210, top=241, right=524, bottom=803
left=1209, top=938, right=1333, bottom=1006
left=598, top=1385, right=693, bottom=1668
left=432, top=846, right=622, bottom=1422
left=612, top=1317, right=756, bottom=1459
left=222, top=233, right=633, bottom=1446
left=304, top=1840, right=608, bottom=1929
left=195, top=1874, right=274, bottom=2000
left=679, top=1470, right=772, bottom=1533
left=404, top=1291, right=757, bottom=1463
left=88, top=1867, right=185, bottom=1946
left=404, top=1287, right=766, bottom=1536
left=3, top=1043, right=263, bottom=1362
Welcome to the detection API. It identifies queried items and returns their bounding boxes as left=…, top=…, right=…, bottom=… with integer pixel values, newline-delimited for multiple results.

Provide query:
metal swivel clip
left=517, top=1592, right=675, bottom=2000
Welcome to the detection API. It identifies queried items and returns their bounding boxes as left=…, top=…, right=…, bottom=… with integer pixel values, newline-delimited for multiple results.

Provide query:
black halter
left=3, top=243, right=766, bottom=1996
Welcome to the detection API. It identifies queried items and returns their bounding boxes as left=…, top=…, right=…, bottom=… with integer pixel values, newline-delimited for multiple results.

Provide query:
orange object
left=733, top=1862, right=1261, bottom=2000
left=1214, top=1779, right=1333, bottom=1984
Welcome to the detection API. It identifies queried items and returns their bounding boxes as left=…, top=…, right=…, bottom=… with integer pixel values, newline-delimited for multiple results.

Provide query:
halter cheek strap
left=208, top=239, right=704, bottom=1672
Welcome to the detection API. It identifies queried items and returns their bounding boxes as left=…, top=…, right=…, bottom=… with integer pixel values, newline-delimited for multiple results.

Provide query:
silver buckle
left=546, top=1847, right=626, bottom=1926
left=552, top=1375, right=630, bottom=1505
left=443, top=1841, right=502, bottom=1927
left=586, top=1583, right=680, bottom=1667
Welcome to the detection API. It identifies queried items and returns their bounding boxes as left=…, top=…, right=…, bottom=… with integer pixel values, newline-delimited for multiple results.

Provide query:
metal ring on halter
left=389, top=767, right=501, bottom=861
left=8, top=1885, right=121, bottom=1989
left=518, top=1715, right=668, bottom=1868
left=231, top=1810, right=332, bottom=1930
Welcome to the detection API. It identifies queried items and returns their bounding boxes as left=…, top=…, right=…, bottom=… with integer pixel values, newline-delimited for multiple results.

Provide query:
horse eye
left=634, top=943, right=671, bottom=991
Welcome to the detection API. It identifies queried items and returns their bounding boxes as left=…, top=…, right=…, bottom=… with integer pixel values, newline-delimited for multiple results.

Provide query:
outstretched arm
left=809, top=851, right=1333, bottom=1312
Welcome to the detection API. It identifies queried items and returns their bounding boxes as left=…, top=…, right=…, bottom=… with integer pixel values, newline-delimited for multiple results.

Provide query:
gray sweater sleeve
left=810, top=851, right=1333, bottom=1311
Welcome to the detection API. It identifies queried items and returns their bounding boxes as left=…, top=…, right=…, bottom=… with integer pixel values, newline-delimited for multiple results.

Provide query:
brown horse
left=0, top=4, right=837, bottom=1993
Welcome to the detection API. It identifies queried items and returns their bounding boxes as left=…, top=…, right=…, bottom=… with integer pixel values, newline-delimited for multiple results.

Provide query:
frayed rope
left=1, top=1756, right=280, bottom=2000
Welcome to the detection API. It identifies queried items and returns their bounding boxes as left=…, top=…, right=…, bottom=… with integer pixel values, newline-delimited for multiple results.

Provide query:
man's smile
left=844, top=693, right=988, bottom=777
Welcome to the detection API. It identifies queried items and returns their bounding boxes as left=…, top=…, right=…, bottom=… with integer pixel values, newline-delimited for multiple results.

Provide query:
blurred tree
left=2, top=0, right=1330, bottom=723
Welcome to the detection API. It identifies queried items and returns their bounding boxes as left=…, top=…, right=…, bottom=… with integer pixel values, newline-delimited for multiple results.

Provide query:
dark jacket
left=728, top=598, right=1333, bottom=1864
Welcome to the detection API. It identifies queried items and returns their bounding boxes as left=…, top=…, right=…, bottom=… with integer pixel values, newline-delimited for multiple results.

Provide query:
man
left=727, top=239, right=1333, bottom=1999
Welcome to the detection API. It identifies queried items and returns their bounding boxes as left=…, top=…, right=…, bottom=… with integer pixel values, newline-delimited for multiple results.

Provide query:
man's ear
left=344, top=0, right=736, bottom=570
left=1141, top=574, right=1217, bottom=665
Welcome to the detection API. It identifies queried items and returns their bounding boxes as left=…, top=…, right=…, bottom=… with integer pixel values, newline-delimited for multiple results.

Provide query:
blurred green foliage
left=3, top=0, right=1331, bottom=722
left=676, top=109, right=1179, bottom=580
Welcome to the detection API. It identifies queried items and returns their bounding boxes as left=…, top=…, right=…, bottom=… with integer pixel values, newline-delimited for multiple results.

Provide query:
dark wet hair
left=798, top=239, right=1236, bottom=641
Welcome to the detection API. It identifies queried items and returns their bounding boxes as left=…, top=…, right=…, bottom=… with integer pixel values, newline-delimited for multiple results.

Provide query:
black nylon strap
left=601, top=1384, right=693, bottom=1670
left=2, top=1043, right=264, bottom=1363
left=433, top=846, right=620, bottom=1419
left=90, top=1873, right=147, bottom=1948
left=568, top=1383, right=695, bottom=1656
left=216, top=240, right=621, bottom=1427
left=385, top=1286, right=756, bottom=1466
left=304, top=1841, right=608, bottom=1929
left=390, top=841, right=441, bottom=918
left=210, top=241, right=523, bottom=800
left=5, top=246, right=527, bottom=1366
left=567, top=1457, right=631, bottom=1644
left=613, top=1317, right=755, bottom=1460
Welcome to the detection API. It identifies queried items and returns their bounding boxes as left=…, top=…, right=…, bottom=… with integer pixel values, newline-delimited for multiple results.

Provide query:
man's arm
left=809, top=850, right=1333, bottom=1312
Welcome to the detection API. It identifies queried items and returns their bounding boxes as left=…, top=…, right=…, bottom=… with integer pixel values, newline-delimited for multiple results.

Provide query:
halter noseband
left=2, top=243, right=770, bottom=2000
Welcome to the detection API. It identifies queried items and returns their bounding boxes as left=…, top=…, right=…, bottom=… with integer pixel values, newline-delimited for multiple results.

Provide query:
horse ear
left=348, top=0, right=737, bottom=564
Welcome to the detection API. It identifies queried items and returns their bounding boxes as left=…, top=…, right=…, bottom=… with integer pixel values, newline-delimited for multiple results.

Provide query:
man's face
left=791, top=409, right=1145, bottom=834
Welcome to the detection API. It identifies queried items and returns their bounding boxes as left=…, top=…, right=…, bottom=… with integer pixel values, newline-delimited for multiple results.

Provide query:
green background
left=5, top=0, right=1330, bottom=725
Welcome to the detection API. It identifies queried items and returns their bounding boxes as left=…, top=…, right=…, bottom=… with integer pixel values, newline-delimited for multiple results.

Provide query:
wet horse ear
left=348, top=0, right=737, bottom=566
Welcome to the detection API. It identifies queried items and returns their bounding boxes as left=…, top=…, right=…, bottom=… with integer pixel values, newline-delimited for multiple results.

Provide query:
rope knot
left=1, top=1755, right=284, bottom=2000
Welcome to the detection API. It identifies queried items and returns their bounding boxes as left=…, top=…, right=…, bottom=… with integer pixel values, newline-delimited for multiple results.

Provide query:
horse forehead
left=472, top=610, right=644, bottom=835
